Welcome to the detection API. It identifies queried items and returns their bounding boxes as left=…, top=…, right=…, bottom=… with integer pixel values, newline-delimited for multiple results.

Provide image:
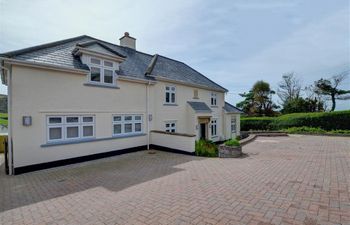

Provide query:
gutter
left=146, top=80, right=151, bottom=150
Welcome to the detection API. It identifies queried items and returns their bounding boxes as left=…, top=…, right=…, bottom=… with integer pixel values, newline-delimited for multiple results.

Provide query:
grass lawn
left=0, top=113, right=8, bottom=126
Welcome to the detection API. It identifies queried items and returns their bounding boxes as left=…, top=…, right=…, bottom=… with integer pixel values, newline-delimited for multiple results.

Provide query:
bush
left=241, top=110, right=350, bottom=131
left=224, top=139, right=240, bottom=147
left=283, top=126, right=350, bottom=135
left=241, top=117, right=275, bottom=131
left=195, top=139, right=218, bottom=157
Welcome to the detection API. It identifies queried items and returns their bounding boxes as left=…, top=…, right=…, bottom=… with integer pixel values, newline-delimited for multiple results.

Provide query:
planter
left=218, top=144, right=242, bottom=158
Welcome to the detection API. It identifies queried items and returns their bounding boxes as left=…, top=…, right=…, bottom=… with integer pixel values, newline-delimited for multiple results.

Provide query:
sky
left=0, top=0, right=349, bottom=110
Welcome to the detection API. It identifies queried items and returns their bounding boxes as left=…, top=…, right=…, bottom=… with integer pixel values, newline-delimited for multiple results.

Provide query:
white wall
left=150, top=132, right=195, bottom=153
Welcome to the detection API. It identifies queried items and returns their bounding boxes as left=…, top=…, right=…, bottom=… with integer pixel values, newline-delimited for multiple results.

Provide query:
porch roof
left=187, top=101, right=212, bottom=113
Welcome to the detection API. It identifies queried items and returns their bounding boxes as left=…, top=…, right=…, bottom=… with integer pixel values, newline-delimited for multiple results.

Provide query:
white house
left=0, top=32, right=242, bottom=175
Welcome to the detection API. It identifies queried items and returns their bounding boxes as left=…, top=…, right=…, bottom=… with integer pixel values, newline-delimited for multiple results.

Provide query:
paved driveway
left=0, top=135, right=349, bottom=225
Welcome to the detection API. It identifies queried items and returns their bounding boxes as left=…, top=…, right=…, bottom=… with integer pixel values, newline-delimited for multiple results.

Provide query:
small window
left=165, top=86, right=176, bottom=104
left=104, top=61, right=113, bottom=67
left=104, top=69, right=113, bottom=84
left=211, top=119, right=217, bottom=137
left=90, top=67, right=101, bottom=82
left=66, top=116, right=79, bottom=123
left=231, top=117, right=236, bottom=133
left=49, top=117, right=62, bottom=124
left=83, top=116, right=93, bottom=123
left=91, top=58, right=101, bottom=65
left=165, top=122, right=176, bottom=133
left=211, top=93, right=217, bottom=106
left=193, top=89, right=199, bottom=99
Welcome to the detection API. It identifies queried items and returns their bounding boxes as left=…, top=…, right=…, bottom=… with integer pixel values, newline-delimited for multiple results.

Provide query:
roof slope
left=224, top=102, right=243, bottom=113
left=0, top=35, right=227, bottom=92
left=187, top=101, right=212, bottom=113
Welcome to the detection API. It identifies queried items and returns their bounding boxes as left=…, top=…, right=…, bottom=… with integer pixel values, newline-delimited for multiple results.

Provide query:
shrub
left=224, top=139, right=240, bottom=147
left=283, top=126, right=350, bottom=135
left=195, top=139, right=218, bottom=157
left=241, top=110, right=350, bottom=131
left=241, top=117, right=275, bottom=131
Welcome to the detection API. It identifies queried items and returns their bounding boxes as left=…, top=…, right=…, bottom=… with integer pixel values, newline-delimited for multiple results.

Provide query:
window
left=193, top=89, right=199, bottom=99
left=88, top=57, right=115, bottom=85
left=231, top=117, right=236, bottom=133
left=47, top=115, right=95, bottom=142
left=165, top=86, right=176, bottom=104
left=211, top=119, right=217, bottom=137
left=165, top=121, right=176, bottom=133
left=113, top=115, right=143, bottom=136
left=211, top=93, right=217, bottom=106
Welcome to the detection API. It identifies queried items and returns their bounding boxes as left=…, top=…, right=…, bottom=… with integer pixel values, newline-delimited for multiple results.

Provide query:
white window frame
left=211, top=92, right=217, bottom=106
left=112, top=114, right=143, bottom=136
left=47, top=115, right=95, bottom=143
left=165, top=121, right=176, bottom=133
left=165, top=85, right=176, bottom=104
left=231, top=116, right=237, bottom=133
left=88, top=57, right=116, bottom=86
left=211, top=118, right=217, bottom=137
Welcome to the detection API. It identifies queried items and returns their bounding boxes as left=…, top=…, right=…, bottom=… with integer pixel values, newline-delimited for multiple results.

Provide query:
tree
left=236, top=80, right=278, bottom=116
left=281, top=97, right=324, bottom=114
left=314, top=72, right=350, bottom=111
left=277, top=72, right=302, bottom=105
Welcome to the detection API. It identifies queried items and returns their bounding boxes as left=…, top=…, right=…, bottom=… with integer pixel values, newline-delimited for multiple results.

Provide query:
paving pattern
left=0, top=135, right=349, bottom=225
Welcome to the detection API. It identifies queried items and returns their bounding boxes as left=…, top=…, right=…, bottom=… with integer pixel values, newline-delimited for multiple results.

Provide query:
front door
left=200, top=123, right=206, bottom=139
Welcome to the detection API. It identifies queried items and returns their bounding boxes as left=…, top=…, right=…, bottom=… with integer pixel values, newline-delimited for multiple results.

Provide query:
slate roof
left=0, top=35, right=227, bottom=92
left=223, top=102, right=243, bottom=113
left=187, top=101, right=212, bottom=113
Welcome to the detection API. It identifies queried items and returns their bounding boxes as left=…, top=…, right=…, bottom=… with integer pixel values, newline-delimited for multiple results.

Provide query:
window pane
left=49, top=117, right=62, bottom=124
left=91, top=58, right=101, bottom=65
left=49, top=127, right=62, bottom=140
left=125, top=123, right=132, bottom=133
left=104, top=61, right=113, bottom=67
left=83, top=117, right=93, bottom=123
left=165, top=92, right=170, bottom=103
left=171, top=93, right=175, bottom=103
left=91, top=67, right=101, bottom=82
left=114, top=116, right=122, bottom=122
left=171, top=129, right=175, bottom=133
left=83, top=126, right=93, bottom=137
left=134, top=116, right=141, bottom=121
left=125, top=116, right=132, bottom=121
left=104, top=69, right=113, bottom=84
left=67, top=126, right=79, bottom=138
left=166, top=86, right=170, bottom=91
left=114, top=124, right=122, bottom=134
left=66, top=117, right=79, bottom=123
left=166, top=124, right=170, bottom=128
left=171, top=87, right=175, bottom=91
left=135, top=123, right=141, bottom=132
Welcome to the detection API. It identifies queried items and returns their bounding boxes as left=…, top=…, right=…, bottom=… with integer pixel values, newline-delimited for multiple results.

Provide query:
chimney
left=119, top=32, right=136, bottom=49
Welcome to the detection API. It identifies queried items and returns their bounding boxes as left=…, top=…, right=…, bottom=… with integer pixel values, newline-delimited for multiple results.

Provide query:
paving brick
left=0, top=135, right=349, bottom=225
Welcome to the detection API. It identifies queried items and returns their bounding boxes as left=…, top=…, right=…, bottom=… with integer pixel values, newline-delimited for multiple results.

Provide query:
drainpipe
left=1, top=62, right=13, bottom=175
left=146, top=81, right=151, bottom=150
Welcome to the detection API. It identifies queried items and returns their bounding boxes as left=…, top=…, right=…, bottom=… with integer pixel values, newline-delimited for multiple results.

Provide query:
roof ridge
left=0, top=35, right=90, bottom=57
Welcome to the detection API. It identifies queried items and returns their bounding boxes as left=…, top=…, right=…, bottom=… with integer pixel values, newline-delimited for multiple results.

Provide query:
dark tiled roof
left=224, top=102, right=243, bottom=113
left=0, top=35, right=227, bottom=92
left=187, top=101, right=212, bottom=113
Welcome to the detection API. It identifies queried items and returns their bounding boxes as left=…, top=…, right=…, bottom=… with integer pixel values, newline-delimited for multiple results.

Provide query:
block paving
left=0, top=135, right=349, bottom=225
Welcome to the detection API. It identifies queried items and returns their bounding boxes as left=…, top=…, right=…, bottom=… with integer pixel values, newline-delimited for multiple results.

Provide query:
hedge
left=241, top=110, right=350, bottom=131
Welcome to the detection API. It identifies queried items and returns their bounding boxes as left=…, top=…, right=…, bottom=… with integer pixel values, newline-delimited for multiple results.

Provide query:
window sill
left=210, top=105, right=218, bottom=108
left=41, top=133, right=146, bottom=147
left=163, top=103, right=178, bottom=106
left=84, top=82, right=120, bottom=89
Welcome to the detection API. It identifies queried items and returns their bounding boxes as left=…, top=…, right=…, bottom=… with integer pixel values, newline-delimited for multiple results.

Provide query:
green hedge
left=241, top=110, right=350, bottom=131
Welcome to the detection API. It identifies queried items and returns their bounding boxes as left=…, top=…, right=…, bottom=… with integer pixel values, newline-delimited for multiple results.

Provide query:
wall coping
left=150, top=130, right=196, bottom=138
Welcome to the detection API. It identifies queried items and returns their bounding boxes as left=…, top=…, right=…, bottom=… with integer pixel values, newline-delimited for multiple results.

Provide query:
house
left=0, top=32, right=242, bottom=175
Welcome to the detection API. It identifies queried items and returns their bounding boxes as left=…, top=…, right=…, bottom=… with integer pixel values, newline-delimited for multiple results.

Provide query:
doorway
left=199, top=123, right=206, bottom=140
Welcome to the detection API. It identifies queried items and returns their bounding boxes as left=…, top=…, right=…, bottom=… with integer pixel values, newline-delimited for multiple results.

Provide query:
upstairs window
left=89, top=57, right=115, bottom=85
left=165, top=86, right=176, bottom=104
left=165, top=121, right=176, bottom=133
left=193, top=89, right=199, bottom=99
left=211, top=92, right=217, bottom=106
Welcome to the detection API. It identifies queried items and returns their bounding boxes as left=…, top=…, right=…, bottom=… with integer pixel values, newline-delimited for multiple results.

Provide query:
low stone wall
left=218, top=145, right=242, bottom=158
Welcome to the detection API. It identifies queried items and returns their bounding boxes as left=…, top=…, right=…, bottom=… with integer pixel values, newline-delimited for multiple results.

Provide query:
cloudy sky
left=0, top=0, right=349, bottom=109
